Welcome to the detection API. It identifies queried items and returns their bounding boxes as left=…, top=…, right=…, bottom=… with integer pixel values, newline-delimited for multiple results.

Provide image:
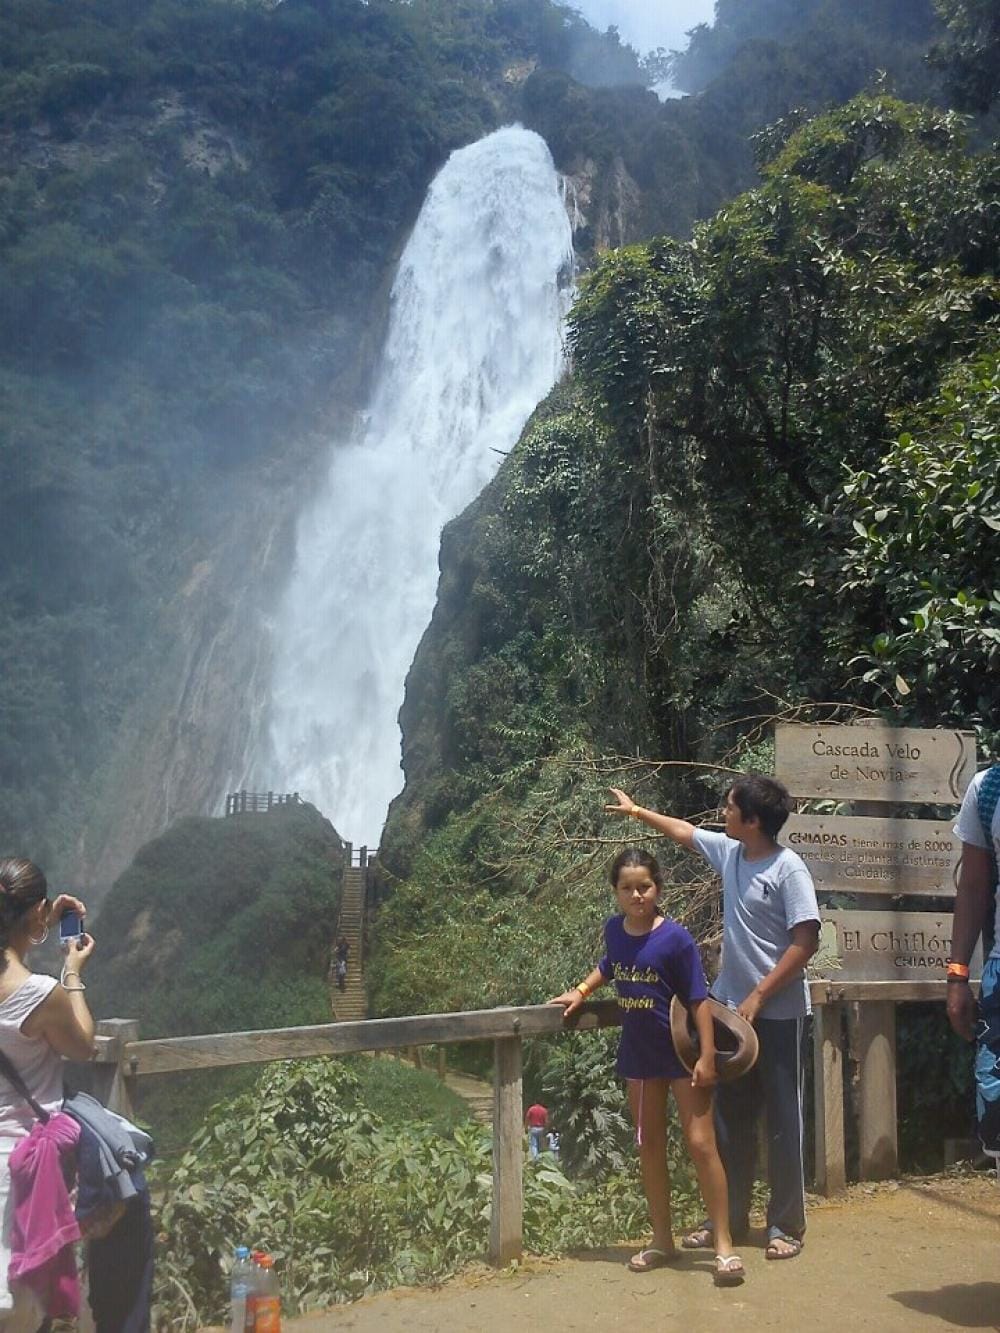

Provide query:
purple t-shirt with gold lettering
left=598, top=916, right=709, bottom=1080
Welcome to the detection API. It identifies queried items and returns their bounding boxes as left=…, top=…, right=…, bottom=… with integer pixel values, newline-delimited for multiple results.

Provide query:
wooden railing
left=224, top=791, right=301, bottom=816
left=342, top=843, right=378, bottom=868
left=91, top=980, right=957, bottom=1265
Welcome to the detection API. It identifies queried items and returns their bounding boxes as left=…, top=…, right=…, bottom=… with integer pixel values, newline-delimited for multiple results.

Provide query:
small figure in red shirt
left=524, top=1102, right=548, bottom=1160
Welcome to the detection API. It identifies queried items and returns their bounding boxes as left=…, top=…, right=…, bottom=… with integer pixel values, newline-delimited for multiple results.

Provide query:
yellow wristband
left=630, top=805, right=643, bottom=817
left=575, top=981, right=591, bottom=997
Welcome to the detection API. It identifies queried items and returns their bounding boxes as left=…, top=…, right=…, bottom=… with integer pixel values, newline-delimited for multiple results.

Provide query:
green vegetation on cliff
left=0, top=0, right=648, bottom=879
left=155, top=1058, right=666, bottom=1323
left=86, top=800, right=343, bottom=1151
left=384, top=90, right=1000, bottom=898
left=0, top=0, right=965, bottom=884
left=930, top=0, right=1000, bottom=111
left=376, top=88, right=999, bottom=1165
left=669, top=0, right=937, bottom=96
left=89, top=800, right=343, bottom=1034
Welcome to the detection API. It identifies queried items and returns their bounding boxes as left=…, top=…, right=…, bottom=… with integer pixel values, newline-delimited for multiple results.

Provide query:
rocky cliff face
left=77, top=470, right=296, bottom=892
left=560, top=155, right=643, bottom=253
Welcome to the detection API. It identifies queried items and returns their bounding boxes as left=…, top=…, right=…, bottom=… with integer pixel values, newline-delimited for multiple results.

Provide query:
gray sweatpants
left=714, top=1016, right=807, bottom=1241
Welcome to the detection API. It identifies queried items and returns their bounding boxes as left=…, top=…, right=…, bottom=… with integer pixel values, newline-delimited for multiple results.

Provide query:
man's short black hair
left=728, top=774, right=793, bottom=840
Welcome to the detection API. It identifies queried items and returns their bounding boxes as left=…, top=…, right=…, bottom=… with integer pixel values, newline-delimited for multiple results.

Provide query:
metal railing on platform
left=224, top=791, right=302, bottom=816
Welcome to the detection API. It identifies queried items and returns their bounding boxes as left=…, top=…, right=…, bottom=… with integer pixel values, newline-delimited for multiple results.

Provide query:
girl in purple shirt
left=552, top=848, right=743, bottom=1284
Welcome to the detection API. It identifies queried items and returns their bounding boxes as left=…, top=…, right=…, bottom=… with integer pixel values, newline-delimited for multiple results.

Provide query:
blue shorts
left=975, top=955, right=1000, bottom=1153
left=616, top=1022, right=688, bottom=1082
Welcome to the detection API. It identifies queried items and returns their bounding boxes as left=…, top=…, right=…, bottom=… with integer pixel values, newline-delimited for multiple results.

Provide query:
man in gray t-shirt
left=947, top=765, right=1000, bottom=1154
left=607, top=774, right=819, bottom=1259
left=692, top=831, right=818, bottom=1022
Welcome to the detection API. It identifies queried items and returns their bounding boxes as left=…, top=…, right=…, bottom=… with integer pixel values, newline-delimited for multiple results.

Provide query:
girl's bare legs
left=671, top=1077, right=736, bottom=1258
left=626, top=1077, right=675, bottom=1255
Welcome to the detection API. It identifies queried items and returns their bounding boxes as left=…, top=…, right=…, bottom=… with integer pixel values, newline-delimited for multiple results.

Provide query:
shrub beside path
left=269, top=1173, right=1000, bottom=1332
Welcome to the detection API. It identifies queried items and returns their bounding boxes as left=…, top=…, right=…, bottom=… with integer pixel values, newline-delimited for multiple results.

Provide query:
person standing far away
left=605, top=776, right=820, bottom=1261
left=523, top=1102, right=548, bottom=1161
left=945, top=761, right=1000, bottom=1159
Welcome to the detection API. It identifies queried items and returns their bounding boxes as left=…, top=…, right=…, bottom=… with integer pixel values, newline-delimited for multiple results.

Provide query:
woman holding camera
left=0, top=857, right=94, bottom=1330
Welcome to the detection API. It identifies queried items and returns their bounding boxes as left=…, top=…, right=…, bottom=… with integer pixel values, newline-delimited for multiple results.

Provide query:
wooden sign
left=782, top=815, right=960, bottom=896
left=812, top=910, right=982, bottom=982
left=775, top=724, right=976, bottom=803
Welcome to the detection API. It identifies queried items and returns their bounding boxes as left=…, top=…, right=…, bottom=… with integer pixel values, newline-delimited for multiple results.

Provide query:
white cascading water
left=263, top=126, right=575, bottom=844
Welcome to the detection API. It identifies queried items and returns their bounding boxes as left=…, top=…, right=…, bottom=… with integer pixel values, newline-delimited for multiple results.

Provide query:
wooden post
left=812, top=1001, right=846, bottom=1195
left=92, top=1019, right=140, bottom=1118
left=489, top=1035, right=523, bottom=1266
left=855, top=1001, right=897, bottom=1179
left=437, top=1046, right=447, bottom=1080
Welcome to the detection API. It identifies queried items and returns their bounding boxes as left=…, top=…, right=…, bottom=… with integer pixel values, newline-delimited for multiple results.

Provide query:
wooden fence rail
left=91, top=981, right=958, bottom=1265
left=224, top=791, right=302, bottom=816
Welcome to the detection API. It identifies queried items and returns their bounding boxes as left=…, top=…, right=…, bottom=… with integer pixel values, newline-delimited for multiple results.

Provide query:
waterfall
left=263, top=126, right=575, bottom=844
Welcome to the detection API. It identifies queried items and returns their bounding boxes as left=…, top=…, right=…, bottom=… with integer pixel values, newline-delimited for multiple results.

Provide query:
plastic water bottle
left=229, top=1247, right=254, bottom=1333
left=250, top=1253, right=281, bottom=1333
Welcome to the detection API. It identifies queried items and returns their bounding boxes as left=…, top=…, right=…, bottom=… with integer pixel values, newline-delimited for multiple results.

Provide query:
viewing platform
left=224, top=789, right=302, bottom=815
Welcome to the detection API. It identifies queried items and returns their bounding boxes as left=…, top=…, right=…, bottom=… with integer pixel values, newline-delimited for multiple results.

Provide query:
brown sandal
left=682, top=1222, right=713, bottom=1250
left=765, top=1232, right=803, bottom=1260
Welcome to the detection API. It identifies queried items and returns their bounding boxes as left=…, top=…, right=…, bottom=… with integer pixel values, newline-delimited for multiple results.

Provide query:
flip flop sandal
left=765, top=1232, right=803, bottom=1260
left=628, top=1247, right=678, bottom=1272
left=681, top=1221, right=713, bottom=1250
left=714, top=1254, right=745, bottom=1286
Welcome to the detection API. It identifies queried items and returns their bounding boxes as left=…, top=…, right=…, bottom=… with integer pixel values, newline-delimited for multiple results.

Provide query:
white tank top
left=0, top=974, right=63, bottom=1139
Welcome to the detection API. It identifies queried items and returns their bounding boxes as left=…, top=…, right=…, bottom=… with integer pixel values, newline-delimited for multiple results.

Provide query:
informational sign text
left=775, top=724, right=976, bottom=803
left=782, top=815, right=960, bottom=896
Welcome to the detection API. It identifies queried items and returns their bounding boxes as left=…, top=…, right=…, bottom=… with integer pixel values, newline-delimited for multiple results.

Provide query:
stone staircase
left=331, top=864, right=367, bottom=1022
left=441, top=1068, right=493, bottom=1123
left=332, top=856, right=494, bottom=1119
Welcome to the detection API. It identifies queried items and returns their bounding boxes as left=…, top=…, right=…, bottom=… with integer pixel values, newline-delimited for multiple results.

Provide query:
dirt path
left=439, top=1067, right=492, bottom=1122
left=276, top=1173, right=1000, bottom=1333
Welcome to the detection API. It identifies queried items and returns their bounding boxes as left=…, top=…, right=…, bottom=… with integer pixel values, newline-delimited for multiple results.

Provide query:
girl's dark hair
left=609, top=847, right=663, bottom=891
left=0, top=858, right=48, bottom=971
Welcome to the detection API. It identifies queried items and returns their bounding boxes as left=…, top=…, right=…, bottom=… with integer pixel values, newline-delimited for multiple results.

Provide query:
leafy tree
left=820, top=347, right=1000, bottom=747
left=570, top=95, right=999, bottom=602
left=931, top=0, right=1000, bottom=110
left=155, top=1058, right=657, bottom=1324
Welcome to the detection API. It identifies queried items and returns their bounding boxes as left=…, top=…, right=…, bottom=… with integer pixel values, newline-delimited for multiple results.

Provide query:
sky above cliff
left=572, top=0, right=717, bottom=58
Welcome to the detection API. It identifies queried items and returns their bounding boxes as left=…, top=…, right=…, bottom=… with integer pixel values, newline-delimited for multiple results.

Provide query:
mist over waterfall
left=263, top=126, right=575, bottom=844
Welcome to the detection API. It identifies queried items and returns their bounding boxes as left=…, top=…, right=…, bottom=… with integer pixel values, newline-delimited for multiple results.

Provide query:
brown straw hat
left=669, top=995, right=759, bottom=1083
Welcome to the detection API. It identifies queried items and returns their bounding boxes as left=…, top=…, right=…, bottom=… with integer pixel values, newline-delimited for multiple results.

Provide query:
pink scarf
left=8, top=1112, right=81, bottom=1317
